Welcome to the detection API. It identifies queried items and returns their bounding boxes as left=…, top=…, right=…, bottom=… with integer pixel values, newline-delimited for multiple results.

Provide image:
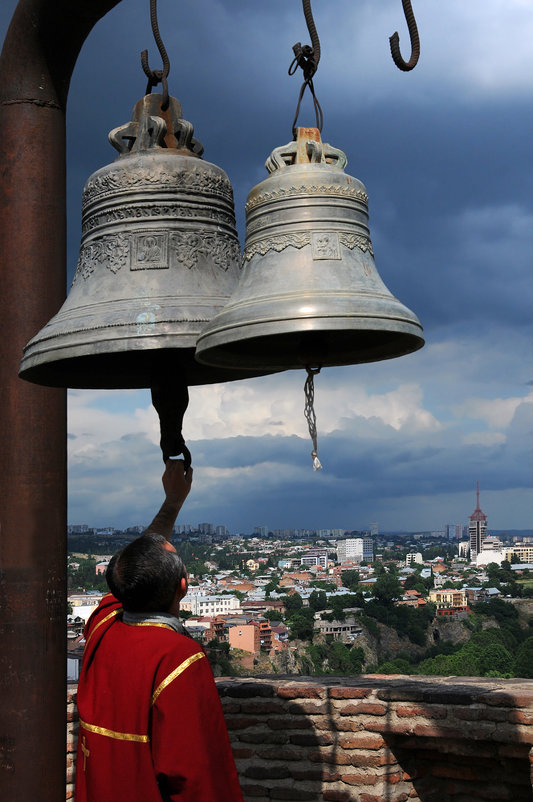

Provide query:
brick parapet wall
left=67, top=676, right=533, bottom=801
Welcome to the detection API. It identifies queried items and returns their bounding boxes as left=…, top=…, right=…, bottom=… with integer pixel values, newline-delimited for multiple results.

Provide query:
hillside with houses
left=67, top=528, right=533, bottom=680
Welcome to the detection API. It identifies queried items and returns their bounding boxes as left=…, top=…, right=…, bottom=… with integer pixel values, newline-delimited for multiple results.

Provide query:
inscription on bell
left=131, top=232, right=169, bottom=270
left=312, top=232, right=341, bottom=260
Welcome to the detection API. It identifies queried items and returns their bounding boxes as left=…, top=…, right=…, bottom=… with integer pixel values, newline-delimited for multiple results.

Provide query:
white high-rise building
left=337, top=538, right=363, bottom=564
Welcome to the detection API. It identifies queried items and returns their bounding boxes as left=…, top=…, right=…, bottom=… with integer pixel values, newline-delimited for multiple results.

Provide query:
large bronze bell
left=19, top=94, right=268, bottom=389
left=196, top=127, right=424, bottom=371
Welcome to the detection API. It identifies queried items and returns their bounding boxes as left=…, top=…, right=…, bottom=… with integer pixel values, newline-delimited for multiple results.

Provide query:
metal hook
left=141, top=0, right=171, bottom=108
left=389, top=0, right=420, bottom=72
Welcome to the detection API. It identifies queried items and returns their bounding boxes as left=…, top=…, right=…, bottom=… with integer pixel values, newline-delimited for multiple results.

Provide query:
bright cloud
left=454, top=393, right=533, bottom=430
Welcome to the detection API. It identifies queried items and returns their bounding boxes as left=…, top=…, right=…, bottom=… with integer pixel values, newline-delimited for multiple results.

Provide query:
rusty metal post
left=0, top=1, right=121, bottom=798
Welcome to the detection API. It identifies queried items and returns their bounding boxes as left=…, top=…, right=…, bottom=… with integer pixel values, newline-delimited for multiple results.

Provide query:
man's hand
left=162, top=459, right=193, bottom=508
left=144, top=460, right=193, bottom=540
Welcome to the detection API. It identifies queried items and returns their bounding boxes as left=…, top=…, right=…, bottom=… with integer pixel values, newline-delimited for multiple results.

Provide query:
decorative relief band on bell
left=73, top=231, right=240, bottom=283
left=82, top=203, right=236, bottom=236
left=243, top=232, right=373, bottom=262
left=339, top=233, right=374, bottom=256
left=73, top=234, right=130, bottom=282
left=245, top=184, right=368, bottom=213
left=169, top=232, right=240, bottom=271
left=83, top=166, right=234, bottom=206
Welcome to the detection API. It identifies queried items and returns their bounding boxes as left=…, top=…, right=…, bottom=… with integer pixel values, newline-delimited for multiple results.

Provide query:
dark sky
left=2, top=1, right=532, bottom=532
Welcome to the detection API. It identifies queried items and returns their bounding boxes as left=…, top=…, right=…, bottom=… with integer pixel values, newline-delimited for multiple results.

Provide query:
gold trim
left=151, top=652, right=205, bottom=706
left=124, top=621, right=175, bottom=631
left=85, top=608, right=122, bottom=649
left=80, top=718, right=149, bottom=743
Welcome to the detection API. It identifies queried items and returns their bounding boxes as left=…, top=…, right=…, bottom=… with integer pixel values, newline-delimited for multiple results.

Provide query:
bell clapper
left=150, top=377, right=191, bottom=471
left=304, top=366, right=323, bottom=471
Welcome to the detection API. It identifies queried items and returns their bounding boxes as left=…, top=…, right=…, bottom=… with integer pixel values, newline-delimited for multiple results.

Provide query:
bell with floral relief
left=19, top=94, right=268, bottom=389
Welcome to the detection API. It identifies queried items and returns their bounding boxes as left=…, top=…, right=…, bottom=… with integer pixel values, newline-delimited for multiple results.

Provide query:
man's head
left=106, top=533, right=187, bottom=613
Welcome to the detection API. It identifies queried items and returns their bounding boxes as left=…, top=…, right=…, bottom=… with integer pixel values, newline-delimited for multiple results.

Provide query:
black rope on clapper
left=304, top=367, right=323, bottom=471
left=141, top=0, right=171, bottom=109
left=389, top=0, right=420, bottom=72
left=288, top=0, right=323, bottom=137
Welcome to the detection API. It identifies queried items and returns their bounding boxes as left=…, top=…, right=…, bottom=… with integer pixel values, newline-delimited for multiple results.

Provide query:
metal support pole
left=0, top=2, right=121, bottom=798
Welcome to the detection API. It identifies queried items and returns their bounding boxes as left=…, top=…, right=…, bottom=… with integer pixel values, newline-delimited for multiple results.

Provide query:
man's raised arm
left=144, top=459, right=193, bottom=540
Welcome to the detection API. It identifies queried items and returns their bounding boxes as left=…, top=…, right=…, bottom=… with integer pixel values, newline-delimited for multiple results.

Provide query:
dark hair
left=106, top=533, right=187, bottom=613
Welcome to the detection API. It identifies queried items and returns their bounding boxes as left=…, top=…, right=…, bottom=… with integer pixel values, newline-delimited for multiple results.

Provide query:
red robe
left=75, top=594, right=243, bottom=802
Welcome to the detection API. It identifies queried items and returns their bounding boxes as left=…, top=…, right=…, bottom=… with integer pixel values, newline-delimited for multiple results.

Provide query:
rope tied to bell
left=288, top=0, right=323, bottom=137
left=304, top=366, right=323, bottom=471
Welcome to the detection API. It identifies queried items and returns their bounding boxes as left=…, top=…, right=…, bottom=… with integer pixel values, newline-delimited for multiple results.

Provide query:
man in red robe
left=75, top=460, right=244, bottom=802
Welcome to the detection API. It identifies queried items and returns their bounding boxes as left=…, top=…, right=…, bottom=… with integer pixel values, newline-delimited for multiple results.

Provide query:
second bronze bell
left=196, top=127, right=424, bottom=372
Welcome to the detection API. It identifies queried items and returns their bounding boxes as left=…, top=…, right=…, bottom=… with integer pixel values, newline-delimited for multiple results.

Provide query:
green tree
left=479, top=644, right=513, bottom=676
left=288, top=610, right=315, bottom=641
left=416, top=653, right=451, bottom=676
left=283, top=592, right=303, bottom=612
left=327, top=642, right=355, bottom=674
left=310, top=579, right=336, bottom=592
left=264, top=576, right=280, bottom=597
left=309, top=589, right=328, bottom=612
left=373, top=571, right=402, bottom=607
left=377, top=657, right=412, bottom=675
left=514, top=637, right=533, bottom=678
left=448, top=650, right=481, bottom=676
left=341, top=570, right=360, bottom=591
left=263, top=608, right=284, bottom=622
left=403, top=573, right=418, bottom=591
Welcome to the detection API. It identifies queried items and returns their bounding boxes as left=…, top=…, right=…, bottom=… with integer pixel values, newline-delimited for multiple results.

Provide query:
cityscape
left=67, top=486, right=533, bottom=681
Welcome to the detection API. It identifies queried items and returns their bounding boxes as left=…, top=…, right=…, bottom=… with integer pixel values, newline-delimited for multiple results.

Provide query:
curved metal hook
left=389, top=0, right=420, bottom=72
left=141, top=0, right=170, bottom=108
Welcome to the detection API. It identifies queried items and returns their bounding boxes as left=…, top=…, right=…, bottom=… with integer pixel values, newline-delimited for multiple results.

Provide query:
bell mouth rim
left=19, top=345, right=277, bottom=389
left=196, top=321, right=425, bottom=373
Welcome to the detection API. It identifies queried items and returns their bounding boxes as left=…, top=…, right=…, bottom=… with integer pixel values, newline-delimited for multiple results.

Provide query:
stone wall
left=67, top=675, right=533, bottom=801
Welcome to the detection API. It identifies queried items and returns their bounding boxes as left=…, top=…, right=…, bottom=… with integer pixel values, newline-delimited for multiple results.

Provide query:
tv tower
left=468, top=481, right=487, bottom=561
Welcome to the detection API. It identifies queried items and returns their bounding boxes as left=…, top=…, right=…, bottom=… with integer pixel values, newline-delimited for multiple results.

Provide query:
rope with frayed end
left=304, top=366, right=322, bottom=471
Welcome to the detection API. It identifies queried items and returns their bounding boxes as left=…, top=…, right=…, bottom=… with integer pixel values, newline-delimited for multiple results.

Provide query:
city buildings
left=507, top=543, right=533, bottom=564
left=180, top=592, right=241, bottom=617
left=301, top=547, right=329, bottom=570
left=445, top=524, right=462, bottom=540
left=469, top=483, right=487, bottom=561
left=428, top=588, right=470, bottom=617
left=337, top=536, right=373, bottom=564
